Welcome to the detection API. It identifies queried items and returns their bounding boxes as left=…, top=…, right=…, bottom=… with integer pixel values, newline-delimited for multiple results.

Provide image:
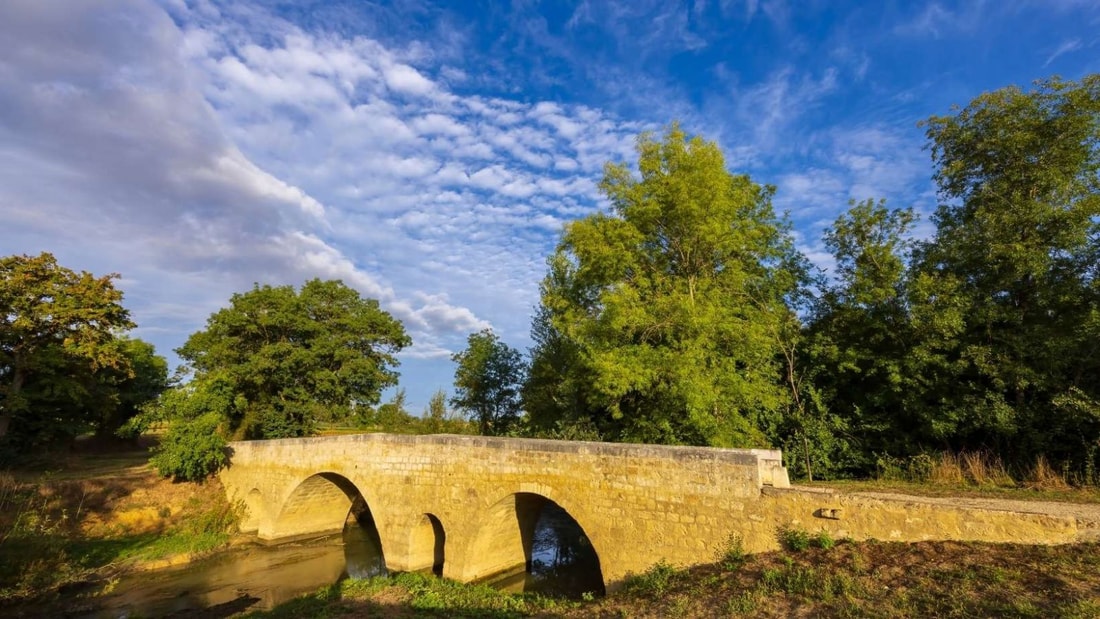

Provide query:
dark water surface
left=76, top=503, right=601, bottom=617
left=489, top=503, right=605, bottom=599
left=80, top=524, right=385, bottom=618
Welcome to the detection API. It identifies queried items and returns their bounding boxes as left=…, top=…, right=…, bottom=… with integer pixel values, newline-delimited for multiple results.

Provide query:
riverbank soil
left=0, top=438, right=235, bottom=605
left=577, top=540, right=1100, bottom=618
left=247, top=540, right=1100, bottom=618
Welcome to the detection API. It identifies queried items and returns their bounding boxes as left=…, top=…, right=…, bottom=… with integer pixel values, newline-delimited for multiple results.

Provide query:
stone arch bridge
left=220, top=433, right=1091, bottom=590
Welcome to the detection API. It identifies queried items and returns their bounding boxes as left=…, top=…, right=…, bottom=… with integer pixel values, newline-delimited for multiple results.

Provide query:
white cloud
left=382, top=62, right=436, bottom=96
left=1044, top=38, right=1082, bottom=67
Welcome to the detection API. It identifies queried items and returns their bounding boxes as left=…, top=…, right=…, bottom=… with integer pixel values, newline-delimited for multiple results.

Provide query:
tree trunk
left=802, top=431, right=814, bottom=483
left=0, top=366, right=27, bottom=438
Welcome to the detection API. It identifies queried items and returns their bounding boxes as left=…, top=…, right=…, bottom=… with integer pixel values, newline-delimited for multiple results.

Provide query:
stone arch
left=265, top=472, right=377, bottom=543
left=404, top=513, right=446, bottom=576
left=458, top=490, right=604, bottom=588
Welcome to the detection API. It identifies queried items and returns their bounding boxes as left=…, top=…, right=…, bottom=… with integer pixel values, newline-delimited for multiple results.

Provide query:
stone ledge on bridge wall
left=756, top=486, right=1086, bottom=546
left=227, top=433, right=778, bottom=468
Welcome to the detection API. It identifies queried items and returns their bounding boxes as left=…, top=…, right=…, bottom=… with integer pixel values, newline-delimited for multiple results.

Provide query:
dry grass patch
left=568, top=540, right=1100, bottom=618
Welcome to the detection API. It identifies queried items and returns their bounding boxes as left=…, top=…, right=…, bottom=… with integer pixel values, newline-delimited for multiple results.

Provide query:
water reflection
left=343, top=512, right=387, bottom=580
left=63, top=501, right=599, bottom=617
left=80, top=516, right=384, bottom=618
left=490, top=502, right=605, bottom=599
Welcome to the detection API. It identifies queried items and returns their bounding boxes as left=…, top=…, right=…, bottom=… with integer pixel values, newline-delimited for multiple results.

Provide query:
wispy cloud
left=3, top=0, right=1095, bottom=410
left=1044, top=38, right=1082, bottom=67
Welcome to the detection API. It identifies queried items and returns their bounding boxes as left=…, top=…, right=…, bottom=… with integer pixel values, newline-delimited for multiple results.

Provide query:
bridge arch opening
left=271, top=473, right=386, bottom=579
left=467, top=492, right=604, bottom=598
left=272, top=472, right=368, bottom=539
left=406, top=513, right=446, bottom=576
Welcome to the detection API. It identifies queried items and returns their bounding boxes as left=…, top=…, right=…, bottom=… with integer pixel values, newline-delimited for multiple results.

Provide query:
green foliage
left=125, top=495, right=238, bottom=560
left=254, top=571, right=574, bottom=618
left=97, top=337, right=169, bottom=439
left=716, top=533, right=747, bottom=570
left=805, top=200, right=916, bottom=473
left=761, top=562, right=859, bottom=600
left=175, top=279, right=410, bottom=440
left=365, top=388, right=417, bottom=432
left=421, top=389, right=473, bottom=435
left=349, top=388, right=475, bottom=436
left=778, top=525, right=812, bottom=552
left=803, top=75, right=1100, bottom=480
left=814, top=530, right=836, bottom=550
left=907, top=75, right=1100, bottom=470
left=0, top=252, right=135, bottom=454
left=451, top=329, right=525, bottom=436
left=150, top=413, right=229, bottom=481
left=522, top=304, right=591, bottom=437
left=875, top=453, right=937, bottom=483
left=532, top=123, right=806, bottom=448
left=623, top=559, right=678, bottom=596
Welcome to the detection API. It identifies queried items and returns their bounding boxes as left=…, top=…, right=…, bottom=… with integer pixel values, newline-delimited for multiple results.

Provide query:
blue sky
left=2, top=0, right=1098, bottom=414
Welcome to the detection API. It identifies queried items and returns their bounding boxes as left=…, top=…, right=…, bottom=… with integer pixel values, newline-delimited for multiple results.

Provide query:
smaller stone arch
left=264, top=472, right=372, bottom=542
left=458, top=491, right=604, bottom=592
left=404, top=513, right=446, bottom=576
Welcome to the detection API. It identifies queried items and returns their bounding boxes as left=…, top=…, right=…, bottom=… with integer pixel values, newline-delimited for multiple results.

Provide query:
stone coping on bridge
left=227, top=432, right=782, bottom=469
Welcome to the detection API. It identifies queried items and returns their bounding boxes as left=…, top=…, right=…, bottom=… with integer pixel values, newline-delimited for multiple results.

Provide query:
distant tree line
left=3, top=75, right=1097, bottom=483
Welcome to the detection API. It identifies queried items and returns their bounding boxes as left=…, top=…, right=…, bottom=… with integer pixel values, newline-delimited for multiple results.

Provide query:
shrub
left=778, top=525, right=811, bottom=552
left=623, top=560, right=677, bottom=596
left=150, top=413, right=229, bottom=481
left=716, top=533, right=746, bottom=570
left=814, top=530, right=836, bottom=550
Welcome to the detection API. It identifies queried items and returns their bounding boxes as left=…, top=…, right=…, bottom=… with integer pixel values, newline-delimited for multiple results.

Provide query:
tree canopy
left=802, top=75, right=1100, bottom=478
left=906, top=75, right=1100, bottom=464
left=0, top=252, right=150, bottom=454
left=520, top=75, right=1100, bottom=482
left=529, top=124, right=807, bottom=447
left=451, top=329, right=525, bottom=436
left=174, top=279, right=410, bottom=439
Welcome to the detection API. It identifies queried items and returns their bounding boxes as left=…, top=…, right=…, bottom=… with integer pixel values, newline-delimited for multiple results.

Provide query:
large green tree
left=94, top=337, right=169, bottom=440
left=174, top=279, right=410, bottom=439
left=908, top=75, right=1100, bottom=469
left=0, top=253, right=135, bottom=450
left=451, top=329, right=525, bottom=436
left=804, top=200, right=917, bottom=474
left=532, top=124, right=806, bottom=447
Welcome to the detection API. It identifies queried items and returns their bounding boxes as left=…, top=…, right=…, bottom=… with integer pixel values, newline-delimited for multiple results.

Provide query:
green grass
left=621, top=559, right=679, bottom=597
left=191, top=539, right=1100, bottom=618
left=247, top=572, right=577, bottom=618
left=582, top=539, right=1100, bottom=618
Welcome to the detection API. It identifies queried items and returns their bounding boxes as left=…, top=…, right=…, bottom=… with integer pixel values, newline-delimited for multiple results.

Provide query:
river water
left=73, top=502, right=602, bottom=617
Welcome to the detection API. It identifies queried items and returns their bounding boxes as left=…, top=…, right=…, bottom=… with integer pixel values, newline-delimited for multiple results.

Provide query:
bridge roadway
left=219, top=433, right=1089, bottom=590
